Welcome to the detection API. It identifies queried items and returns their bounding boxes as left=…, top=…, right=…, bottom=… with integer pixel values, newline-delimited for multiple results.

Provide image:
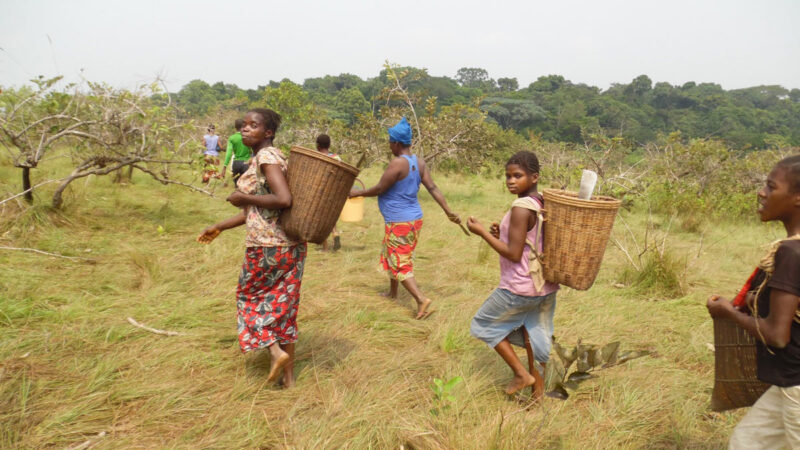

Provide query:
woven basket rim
left=542, top=188, right=622, bottom=210
left=289, top=146, right=359, bottom=177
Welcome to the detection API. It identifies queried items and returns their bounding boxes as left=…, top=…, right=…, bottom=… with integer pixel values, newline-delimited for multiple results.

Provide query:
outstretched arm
left=197, top=210, right=246, bottom=244
left=226, top=164, right=292, bottom=209
left=349, top=157, right=405, bottom=198
left=467, top=207, right=532, bottom=262
left=707, top=290, right=799, bottom=348
left=419, top=158, right=460, bottom=223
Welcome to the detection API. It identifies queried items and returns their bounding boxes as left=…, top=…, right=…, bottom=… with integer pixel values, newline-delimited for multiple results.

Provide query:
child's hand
left=489, top=222, right=500, bottom=239
left=467, top=216, right=485, bottom=235
left=226, top=191, right=247, bottom=207
left=706, top=294, right=734, bottom=318
left=197, top=226, right=221, bottom=244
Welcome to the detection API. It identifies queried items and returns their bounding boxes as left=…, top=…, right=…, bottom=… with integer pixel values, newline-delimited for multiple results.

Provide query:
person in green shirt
left=222, top=119, right=252, bottom=185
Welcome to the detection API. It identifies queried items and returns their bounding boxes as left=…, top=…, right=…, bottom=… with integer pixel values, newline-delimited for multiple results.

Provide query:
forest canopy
left=170, top=67, right=800, bottom=150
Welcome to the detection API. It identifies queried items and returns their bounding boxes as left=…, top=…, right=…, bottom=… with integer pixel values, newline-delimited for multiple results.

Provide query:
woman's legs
left=400, top=277, right=433, bottom=319
left=522, top=328, right=545, bottom=401
left=266, top=342, right=289, bottom=383
left=494, top=338, right=536, bottom=395
left=280, top=343, right=295, bottom=388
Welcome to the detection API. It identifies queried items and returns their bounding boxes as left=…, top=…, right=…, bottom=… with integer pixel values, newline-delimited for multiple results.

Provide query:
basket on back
left=541, top=189, right=621, bottom=290
left=711, top=317, right=769, bottom=411
left=280, top=146, right=359, bottom=244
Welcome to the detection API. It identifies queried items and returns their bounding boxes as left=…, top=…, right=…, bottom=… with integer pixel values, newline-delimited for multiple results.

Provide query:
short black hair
left=776, top=155, right=800, bottom=193
left=234, top=118, right=244, bottom=131
left=506, top=151, right=540, bottom=175
left=316, top=134, right=331, bottom=149
left=248, top=108, right=281, bottom=133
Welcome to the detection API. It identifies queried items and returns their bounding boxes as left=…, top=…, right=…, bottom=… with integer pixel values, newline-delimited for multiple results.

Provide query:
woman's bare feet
left=415, top=298, right=434, bottom=319
left=267, top=350, right=290, bottom=383
left=281, top=372, right=295, bottom=389
left=505, top=372, right=536, bottom=395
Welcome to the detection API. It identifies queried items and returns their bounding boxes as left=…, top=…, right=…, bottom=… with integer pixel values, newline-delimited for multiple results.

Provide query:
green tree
left=333, top=87, right=370, bottom=123
left=455, top=67, right=495, bottom=90
left=497, top=77, right=519, bottom=92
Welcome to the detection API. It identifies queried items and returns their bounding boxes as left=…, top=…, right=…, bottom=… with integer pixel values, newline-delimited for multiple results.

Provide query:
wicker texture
left=280, top=146, right=359, bottom=244
left=541, top=189, right=621, bottom=290
left=711, top=317, right=770, bottom=412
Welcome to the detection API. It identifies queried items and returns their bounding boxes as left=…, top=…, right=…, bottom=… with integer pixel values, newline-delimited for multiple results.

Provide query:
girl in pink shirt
left=467, top=151, right=559, bottom=400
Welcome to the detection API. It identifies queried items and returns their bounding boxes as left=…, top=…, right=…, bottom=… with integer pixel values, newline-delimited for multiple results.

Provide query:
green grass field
left=0, top=153, right=785, bottom=449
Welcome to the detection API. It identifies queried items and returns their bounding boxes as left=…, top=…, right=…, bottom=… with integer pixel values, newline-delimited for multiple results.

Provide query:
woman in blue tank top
left=349, top=117, right=462, bottom=319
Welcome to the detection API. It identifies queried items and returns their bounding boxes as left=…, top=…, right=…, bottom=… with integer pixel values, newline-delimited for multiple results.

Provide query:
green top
left=223, top=133, right=251, bottom=166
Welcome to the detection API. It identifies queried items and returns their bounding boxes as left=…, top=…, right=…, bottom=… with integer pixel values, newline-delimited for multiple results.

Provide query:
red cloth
left=236, top=245, right=306, bottom=353
left=733, top=268, right=759, bottom=308
left=380, top=219, right=423, bottom=281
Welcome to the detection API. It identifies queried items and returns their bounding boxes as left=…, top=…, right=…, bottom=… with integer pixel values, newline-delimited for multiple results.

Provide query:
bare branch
left=127, top=317, right=183, bottom=336
left=0, top=178, right=65, bottom=206
left=130, top=164, right=215, bottom=196
left=0, top=246, right=94, bottom=262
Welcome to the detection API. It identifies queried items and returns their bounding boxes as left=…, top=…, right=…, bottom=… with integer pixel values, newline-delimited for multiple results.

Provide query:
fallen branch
left=66, top=431, right=107, bottom=450
left=0, top=246, right=92, bottom=261
left=127, top=317, right=183, bottom=336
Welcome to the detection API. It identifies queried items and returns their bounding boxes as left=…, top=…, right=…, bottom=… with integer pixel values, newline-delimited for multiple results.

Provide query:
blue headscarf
left=387, top=117, right=412, bottom=145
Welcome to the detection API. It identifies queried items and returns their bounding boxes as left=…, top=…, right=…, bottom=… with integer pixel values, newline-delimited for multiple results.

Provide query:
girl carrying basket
left=467, top=151, right=559, bottom=400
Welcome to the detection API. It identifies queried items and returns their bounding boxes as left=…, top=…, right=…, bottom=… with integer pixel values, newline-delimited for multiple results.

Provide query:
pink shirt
left=497, top=196, right=559, bottom=297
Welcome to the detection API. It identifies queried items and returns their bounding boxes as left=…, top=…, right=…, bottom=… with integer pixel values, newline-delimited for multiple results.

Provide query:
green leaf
left=601, top=341, right=620, bottom=366
left=546, top=385, right=569, bottom=400
left=443, top=376, right=463, bottom=391
left=553, top=339, right=577, bottom=370
left=617, top=350, right=650, bottom=364
left=576, top=347, right=591, bottom=372
left=566, top=371, right=595, bottom=383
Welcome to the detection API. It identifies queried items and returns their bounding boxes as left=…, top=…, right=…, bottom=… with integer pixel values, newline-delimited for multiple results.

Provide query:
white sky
left=1, top=0, right=798, bottom=92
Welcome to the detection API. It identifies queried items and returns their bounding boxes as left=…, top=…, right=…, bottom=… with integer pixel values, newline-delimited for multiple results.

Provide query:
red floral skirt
left=236, top=244, right=307, bottom=353
left=380, top=219, right=423, bottom=281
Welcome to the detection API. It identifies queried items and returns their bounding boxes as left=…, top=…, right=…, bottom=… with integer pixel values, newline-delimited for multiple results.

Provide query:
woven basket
left=280, top=146, right=359, bottom=244
left=540, top=189, right=621, bottom=290
left=711, top=317, right=769, bottom=411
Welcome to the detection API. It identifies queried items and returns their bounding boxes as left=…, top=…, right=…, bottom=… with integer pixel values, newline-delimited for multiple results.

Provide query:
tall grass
left=0, top=152, right=772, bottom=448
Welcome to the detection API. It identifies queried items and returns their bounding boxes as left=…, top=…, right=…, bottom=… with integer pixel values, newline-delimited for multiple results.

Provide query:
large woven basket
left=711, top=317, right=769, bottom=411
left=280, top=146, right=359, bottom=244
left=541, top=189, right=621, bottom=290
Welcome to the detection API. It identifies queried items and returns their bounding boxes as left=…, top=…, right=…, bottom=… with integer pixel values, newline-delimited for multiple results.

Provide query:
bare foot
left=281, top=373, right=295, bottom=389
left=380, top=292, right=397, bottom=300
left=267, top=351, right=290, bottom=383
left=531, top=382, right=544, bottom=402
left=415, top=298, right=433, bottom=319
left=505, top=373, right=536, bottom=395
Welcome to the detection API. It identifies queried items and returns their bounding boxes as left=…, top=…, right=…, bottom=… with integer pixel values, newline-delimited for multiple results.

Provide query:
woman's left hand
left=226, top=191, right=248, bottom=207
left=446, top=212, right=462, bottom=225
left=349, top=188, right=361, bottom=198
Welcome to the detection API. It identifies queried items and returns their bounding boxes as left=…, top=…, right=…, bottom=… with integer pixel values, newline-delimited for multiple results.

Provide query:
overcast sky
left=2, top=0, right=798, bottom=92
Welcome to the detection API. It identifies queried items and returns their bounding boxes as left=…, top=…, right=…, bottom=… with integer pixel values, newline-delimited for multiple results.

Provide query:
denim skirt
left=470, top=288, right=556, bottom=363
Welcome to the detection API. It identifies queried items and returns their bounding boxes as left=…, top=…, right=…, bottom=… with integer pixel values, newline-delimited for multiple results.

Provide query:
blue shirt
left=378, top=155, right=423, bottom=223
left=203, top=134, right=219, bottom=156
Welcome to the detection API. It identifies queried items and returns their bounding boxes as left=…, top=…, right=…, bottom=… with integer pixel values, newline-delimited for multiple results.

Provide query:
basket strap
left=512, top=197, right=546, bottom=291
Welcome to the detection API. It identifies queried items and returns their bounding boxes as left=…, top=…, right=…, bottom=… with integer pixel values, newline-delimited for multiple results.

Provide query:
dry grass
left=0, top=153, right=779, bottom=449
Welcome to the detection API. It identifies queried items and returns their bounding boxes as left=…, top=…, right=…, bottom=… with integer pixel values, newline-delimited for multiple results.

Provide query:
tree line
left=172, top=66, right=800, bottom=150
